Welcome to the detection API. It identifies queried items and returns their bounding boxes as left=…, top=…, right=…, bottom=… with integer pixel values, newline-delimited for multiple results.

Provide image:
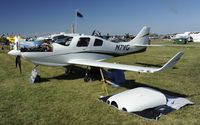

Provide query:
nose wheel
left=29, top=65, right=41, bottom=83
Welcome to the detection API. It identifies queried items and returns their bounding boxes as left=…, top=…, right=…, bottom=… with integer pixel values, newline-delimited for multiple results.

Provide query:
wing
left=68, top=51, right=184, bottom=73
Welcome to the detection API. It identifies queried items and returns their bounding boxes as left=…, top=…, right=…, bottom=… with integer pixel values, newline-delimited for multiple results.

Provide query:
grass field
left=0, top=40, right=200, bottom=125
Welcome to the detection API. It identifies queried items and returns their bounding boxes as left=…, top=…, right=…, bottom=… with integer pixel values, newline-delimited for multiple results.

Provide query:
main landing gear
left=64, top=66, right=73, bottom=75
left=84, top=67, right=108, bottom=95
left=84, top=70, right=91, bottom=82
left=84, top=67, right=101, bottom=82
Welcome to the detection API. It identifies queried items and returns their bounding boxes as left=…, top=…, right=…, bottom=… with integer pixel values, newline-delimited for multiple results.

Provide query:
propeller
left=7, top=36, right=23, bottom=74
left=125, top=33, right=130, bottom=39
left=92, top=30, right=96, bottom=36
left=97, top=31, right=102, bottom=37
left=14, top=36, right=22, bottom=74
left=91, top=30, right=103, bottom=38
left=15, top=55, right=22, bottom=74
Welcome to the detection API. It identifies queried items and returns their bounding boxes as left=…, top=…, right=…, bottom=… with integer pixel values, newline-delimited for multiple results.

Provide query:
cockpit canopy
left=19, top=34, right=75, bottom=52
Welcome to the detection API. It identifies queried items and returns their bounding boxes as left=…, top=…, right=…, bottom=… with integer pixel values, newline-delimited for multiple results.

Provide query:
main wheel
left=84, top=72, right=91, bottom=82
left=35, top=75, right=41, bottom=83
left=64, top=66, right=72, bottom=75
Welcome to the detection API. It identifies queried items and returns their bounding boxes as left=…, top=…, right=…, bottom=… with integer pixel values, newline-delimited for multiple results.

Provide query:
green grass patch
left=0, top=41, right=200, bottom=125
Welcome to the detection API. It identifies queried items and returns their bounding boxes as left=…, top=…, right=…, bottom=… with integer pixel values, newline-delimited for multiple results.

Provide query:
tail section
left=129, top=26, right=150, bottom=46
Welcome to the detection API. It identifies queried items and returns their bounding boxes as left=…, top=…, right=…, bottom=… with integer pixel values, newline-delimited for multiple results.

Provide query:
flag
left=76, top=11, right=83, bottom=18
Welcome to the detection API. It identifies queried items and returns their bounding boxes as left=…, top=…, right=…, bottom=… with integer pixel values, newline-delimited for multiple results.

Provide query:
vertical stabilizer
left=129, top=26, right=150, bottom=45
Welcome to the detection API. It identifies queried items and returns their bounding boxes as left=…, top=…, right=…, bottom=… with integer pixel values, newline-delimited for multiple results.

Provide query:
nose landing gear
left=29, top=65, right=41, bottom=84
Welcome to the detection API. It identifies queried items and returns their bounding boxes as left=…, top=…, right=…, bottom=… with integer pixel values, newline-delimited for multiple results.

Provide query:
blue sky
left=1, top=0, right=200, bottom=35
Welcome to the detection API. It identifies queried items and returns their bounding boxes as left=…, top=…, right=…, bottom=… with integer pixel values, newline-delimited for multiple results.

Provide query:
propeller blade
left=97, top=31, right=102, bottom=37
left=18, top=56, right=22, bottom=74
left=15, top=56, right=18, bottom=68
left=15, top=55, right=22, bottom=74
left=92, top=30, right=96, bottom=36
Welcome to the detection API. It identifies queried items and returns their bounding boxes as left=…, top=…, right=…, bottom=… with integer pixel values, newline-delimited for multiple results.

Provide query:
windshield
left=54, top=35, right=73, bottom=46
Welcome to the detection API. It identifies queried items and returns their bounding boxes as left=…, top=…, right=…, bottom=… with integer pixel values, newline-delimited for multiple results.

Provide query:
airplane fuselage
left=21, top=35, right=147, bottom=66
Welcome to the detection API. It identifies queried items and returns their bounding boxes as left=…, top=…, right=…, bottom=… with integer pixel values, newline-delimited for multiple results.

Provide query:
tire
left=35, top=75, right=41, bottom=83
left=84, top=73, right=91, bottom=82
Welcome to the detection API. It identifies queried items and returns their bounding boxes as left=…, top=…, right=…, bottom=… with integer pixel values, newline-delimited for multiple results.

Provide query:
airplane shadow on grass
left=40, top=61, right=178, bottom=82
left=39, top=65, right=185, bottom=97
left=40, top=66, right=87, bottom=82
left=121, top=80, right=187, bottom=97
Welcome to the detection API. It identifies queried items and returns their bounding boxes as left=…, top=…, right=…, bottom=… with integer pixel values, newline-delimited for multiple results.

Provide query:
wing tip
left=156, top=51, right=184, bottom=72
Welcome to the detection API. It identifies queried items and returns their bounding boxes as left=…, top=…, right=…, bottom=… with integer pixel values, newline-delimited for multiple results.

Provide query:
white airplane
left=171, top=31, right=200, bottom=42
left=8, top=26, right=184, bottom=82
